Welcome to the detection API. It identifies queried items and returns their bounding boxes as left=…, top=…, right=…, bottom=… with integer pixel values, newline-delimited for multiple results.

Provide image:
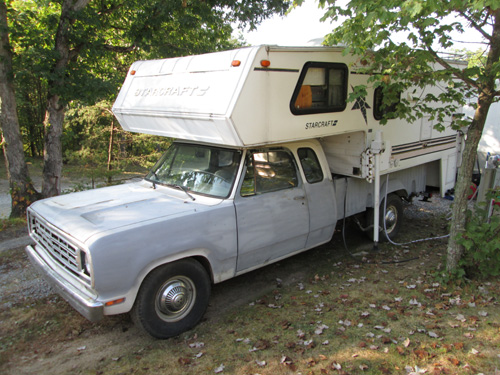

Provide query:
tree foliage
left=301, top=0, right=500, bottom=272
left=9, top=0, right=290, bottom=107
left=64, top=100, right=171, bottom=187
left=1, top=0, right=291, bottom=213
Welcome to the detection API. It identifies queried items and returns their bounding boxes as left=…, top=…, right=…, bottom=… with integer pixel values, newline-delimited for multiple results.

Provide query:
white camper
left=26, top=46, right=463, bottom=339
left=113, top=45, right=461, bottom=194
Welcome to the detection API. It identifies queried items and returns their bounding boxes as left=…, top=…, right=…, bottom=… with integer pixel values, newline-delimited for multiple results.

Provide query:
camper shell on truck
left=26, top=45, right=462, bottom=339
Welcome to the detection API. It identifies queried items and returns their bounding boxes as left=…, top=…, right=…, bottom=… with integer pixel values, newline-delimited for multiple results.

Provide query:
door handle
left=293, top=195, right=306, bottom=201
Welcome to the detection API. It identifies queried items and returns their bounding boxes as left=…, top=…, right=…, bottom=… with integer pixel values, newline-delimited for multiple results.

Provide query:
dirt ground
left=0, top=195, right=465, bottom=375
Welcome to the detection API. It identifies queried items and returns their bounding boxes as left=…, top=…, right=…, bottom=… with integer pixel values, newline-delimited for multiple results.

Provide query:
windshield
left=146, top=143, right=242, bottom=199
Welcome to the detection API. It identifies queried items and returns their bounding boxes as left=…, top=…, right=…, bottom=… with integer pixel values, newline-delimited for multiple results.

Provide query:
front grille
left=28, top=212, right=91, bottom=286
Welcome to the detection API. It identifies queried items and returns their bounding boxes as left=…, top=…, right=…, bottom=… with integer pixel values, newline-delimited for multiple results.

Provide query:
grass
left=0, top=218, right=26, bottom=231
left=91, top=254, right=499, bottom=375
left=1, top=225, right=500, bottom=374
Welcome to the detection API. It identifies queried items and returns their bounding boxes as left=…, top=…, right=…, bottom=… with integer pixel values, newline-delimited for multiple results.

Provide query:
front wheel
left=131, top=259, right=211, bottom=339
left=366, top=193, right=404, bottom=242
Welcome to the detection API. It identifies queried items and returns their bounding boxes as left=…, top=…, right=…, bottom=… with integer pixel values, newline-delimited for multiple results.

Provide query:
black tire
left=366, top=193, right=404, bottom=242
left=131, top=259, right=211, bottom=339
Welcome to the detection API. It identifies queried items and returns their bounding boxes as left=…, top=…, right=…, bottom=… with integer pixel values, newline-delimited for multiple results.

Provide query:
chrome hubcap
left=384, top=205, right=398, bottom=233
left=156, top=277, right=195, bottom=322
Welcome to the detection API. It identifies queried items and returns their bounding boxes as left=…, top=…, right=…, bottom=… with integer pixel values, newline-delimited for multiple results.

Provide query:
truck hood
left=29, top=182, right=217, bottom=244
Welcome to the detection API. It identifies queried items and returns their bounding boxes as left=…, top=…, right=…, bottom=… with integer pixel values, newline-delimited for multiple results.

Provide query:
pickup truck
left=27, top=139, right=343, bottom=338
left=26, top=137, right=424, bottom=338
left=26, top=45, right=461, bottom=338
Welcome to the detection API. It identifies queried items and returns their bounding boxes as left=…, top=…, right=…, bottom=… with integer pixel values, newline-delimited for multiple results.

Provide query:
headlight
left=80, top=251, right=92, bottom=277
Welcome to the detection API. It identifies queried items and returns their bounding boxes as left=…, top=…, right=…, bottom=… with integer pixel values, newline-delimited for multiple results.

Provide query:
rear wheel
left=366, top=193, right=404, bottom=242
left=131, top=259, right=210, bottom=339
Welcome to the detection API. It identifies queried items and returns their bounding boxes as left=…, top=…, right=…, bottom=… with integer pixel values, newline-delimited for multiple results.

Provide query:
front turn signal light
left=105, top=298, right=125, bottom=307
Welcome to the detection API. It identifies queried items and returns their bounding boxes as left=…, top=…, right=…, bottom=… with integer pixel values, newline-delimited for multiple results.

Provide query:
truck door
left=234, top=148, right=310, bottom=272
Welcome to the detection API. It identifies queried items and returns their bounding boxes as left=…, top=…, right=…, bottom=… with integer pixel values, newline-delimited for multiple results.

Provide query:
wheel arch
left=102, top=251, right=218, bottom=317
left=136, top=253, right=215, bottom=297
left=141, top=254, right=215, bottom=285
left=365, top=179, right=408, bottom=209
left=191, top=255, right=215, bottom=284
left=379, top=179, right=408, bottom=202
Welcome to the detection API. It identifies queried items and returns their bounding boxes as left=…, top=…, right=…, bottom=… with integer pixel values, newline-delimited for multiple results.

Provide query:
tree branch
left=98, top=2, right=124, bottom=16
left=427, top=47, right=479, bottom=90
left=103, top=44, right=136, bottom=53
left=486, top=223, right=500, bottom=243
left=458, top=10, right=492, bottom=41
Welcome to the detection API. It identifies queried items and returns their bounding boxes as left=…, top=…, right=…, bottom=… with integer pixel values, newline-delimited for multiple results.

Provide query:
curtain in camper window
left=291, top=62, right=348, bottom=115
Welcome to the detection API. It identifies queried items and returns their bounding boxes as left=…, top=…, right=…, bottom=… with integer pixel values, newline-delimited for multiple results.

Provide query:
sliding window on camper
left=291, top=62, right=348, bottom=115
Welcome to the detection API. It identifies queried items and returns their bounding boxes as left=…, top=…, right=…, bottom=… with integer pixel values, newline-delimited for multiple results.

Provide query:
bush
left=457, top=189, right=500, bottom=278
left=63, top=101, right=171, bottom=185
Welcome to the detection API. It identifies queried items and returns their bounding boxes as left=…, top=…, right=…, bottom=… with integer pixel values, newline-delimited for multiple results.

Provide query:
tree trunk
left=0, top=0, right=39, bottom=217
left=446, top=97, right=491, bottom=271
left=42, top=0, right=91, bottom=197
left=42, top=95, right=64, bottom=197
left=446, top=8, right=500, bottom=272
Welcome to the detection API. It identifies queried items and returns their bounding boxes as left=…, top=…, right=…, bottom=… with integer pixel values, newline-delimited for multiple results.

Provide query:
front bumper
left=26, top=244, right=104, bottom=322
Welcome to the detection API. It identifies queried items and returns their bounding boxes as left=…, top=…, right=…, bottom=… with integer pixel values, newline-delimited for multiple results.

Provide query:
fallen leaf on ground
left=214, top=364, right=225, bottom=373
left=189, top=342, right=205, bottom=349
left=281, top=355, right=293, bottom=365
left=330, top=362, right=342, bottom=370
left=178, top=357, right=191, bottom=366
left=448, top=357, right=460, bottom=366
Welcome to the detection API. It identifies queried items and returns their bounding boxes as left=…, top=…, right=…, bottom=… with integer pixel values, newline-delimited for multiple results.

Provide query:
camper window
left=373, top=86, right=401, bottom=121
left=241, top=149, right=299, bottom=196
left=291, top=62, right=348, bottom=115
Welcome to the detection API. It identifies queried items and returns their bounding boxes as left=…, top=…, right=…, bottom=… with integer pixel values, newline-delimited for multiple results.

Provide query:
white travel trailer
left=26, top=45, right=463, bottom=339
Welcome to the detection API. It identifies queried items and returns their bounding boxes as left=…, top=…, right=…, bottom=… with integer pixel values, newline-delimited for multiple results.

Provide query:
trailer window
left=291, top=62, right=348, bottom=115
left=241, top=149, right=299, bottom=196
left=298, top=148, right=323, bottom=183
left=373, top=86, right=401, bottom=121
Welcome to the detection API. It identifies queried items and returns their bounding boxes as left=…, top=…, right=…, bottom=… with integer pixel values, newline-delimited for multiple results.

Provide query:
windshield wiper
left=167, top=184, right=196, bottom=201
left=146, top=172, right=159, bottom=189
